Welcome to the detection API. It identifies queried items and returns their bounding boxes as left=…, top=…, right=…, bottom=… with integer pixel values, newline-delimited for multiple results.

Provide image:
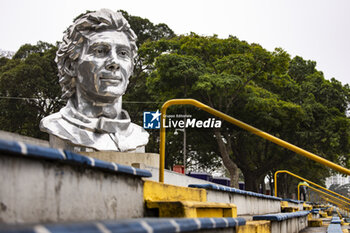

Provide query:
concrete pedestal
left=80, top=151, right=159, bottom=169
left=49, top=135, right=147, bottom=153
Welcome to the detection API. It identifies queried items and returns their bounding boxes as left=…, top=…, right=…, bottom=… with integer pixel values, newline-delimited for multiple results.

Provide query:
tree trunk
left=214, top=130, right=239, bottom=188
left=241, top=170, right=259, bottom=192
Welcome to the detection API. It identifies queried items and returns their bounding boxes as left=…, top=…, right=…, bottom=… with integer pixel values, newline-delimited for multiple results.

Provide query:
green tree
left=145, top=34, right=350, bottom=191
left=0, top=42, right=64, bottom=139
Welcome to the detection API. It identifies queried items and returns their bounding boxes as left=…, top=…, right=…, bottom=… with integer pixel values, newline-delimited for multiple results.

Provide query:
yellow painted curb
left=303, top=203, right=312, bottom=210
left=281, top=206, right=299, bottom=212
left=146, top=200, right=237, bottom=218
left=144, top=180, right=207, bottom=202
left=237, top=220, right=271, bottom=233
left=281, top=201, right=289, bottom=207
left=308, top=219, right=323, bottom=227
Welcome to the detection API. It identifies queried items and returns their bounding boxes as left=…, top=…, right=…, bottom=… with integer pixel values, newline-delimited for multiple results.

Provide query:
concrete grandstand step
left=308, top=218, right=323, bottom=227
left=144, top=180, right=207, bottom=202
left=281, top=199, right=304, bottom=211
left=236, top=220, right=270, bottom=233
left=253, top=211, right=310, bottom=233
left=327, top=223, right=343, bottom=233
left=146, top=200, right=237, bottom=218
left=0, top=139, right=152, bottom=224
left=144, top=181, right=237, bottom=218
left=0, top=217, right=247, bottom=233
left=188, top=183, right=282, bottom=218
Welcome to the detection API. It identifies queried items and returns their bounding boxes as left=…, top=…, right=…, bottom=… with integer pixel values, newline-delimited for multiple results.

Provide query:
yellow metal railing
left=305, top=186, right=350, bottom=217
left=298, top=184, right=350, bottom=206
left=319, top=195, right=349, bottom=214
left=274, top=170, right=350, bottom=203
left=159, top=99, right=350, bottom=183
left=320, top=196, right=349, bottom=215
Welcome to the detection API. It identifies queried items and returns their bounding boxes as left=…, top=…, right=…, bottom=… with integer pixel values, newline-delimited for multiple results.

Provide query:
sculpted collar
left=60, top=100, right=131, bottom=134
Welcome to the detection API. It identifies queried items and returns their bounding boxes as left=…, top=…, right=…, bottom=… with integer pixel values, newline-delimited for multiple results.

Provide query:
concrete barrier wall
left=0, top=217, right=247, bottom=233
left=81, top=151, right=160, bottom=169
left=0, top=154, right=145, bottom=224
left=206, top=189, right=281, bottom=217
left=270, top=215, right=308, bottom=233
left=0, top=130, right=49, bottom=147
left=145, top=166, right=217, bottom=186
left=253, top=211, right=309, bottom=233
left=146, top=166, right=281, bottom=218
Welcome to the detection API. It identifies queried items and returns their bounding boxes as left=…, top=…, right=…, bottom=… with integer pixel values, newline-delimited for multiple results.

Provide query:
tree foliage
left=0, top=11, right=349, bottom=195
left=143, top=34, right=350, bottom=191
left=0, top=41, right=64, bottom=138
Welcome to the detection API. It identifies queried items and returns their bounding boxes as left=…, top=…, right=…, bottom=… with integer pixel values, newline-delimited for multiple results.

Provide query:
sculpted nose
left=106, top=52, right=120, bottom=71
left=106, top=62, right=120, bottom=71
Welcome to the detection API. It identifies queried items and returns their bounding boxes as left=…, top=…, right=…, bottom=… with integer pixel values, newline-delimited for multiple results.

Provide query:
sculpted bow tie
left=60, top=101, right=131, bottom=134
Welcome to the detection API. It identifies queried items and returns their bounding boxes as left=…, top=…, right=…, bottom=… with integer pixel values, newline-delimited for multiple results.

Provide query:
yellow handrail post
left=274, top=170, right=282, bottom=197
left=159, top=108, right=166, bottom=183
left=297, top=183, right=311, bottom=202
left=160, top=99, right=350, bottom=183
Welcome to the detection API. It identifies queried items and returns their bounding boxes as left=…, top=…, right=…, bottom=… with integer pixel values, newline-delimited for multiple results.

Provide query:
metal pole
left=183, top=108, right=187, bottom=174
left=183, top=125, right=186, bottom=174
left=160, top=99, right=350, bottom=183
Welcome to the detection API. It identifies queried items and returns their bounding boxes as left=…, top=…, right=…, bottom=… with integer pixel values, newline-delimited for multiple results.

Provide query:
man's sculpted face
left=76, top=30, right=133, bottom=102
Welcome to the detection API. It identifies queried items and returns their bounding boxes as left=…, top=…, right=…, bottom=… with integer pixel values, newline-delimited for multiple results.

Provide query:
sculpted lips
left=99, top=74, right=122, bottom=85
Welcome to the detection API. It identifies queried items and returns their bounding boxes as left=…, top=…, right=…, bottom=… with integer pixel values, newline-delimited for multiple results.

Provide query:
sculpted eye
left=93, top=46, right=109, bottom=57
left=118, top=49, right=130, bottom=58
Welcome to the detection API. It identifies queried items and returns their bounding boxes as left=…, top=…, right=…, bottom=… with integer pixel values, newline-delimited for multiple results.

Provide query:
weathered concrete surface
left=145, top=165, right=219, bottom=186
left=81, top=151, right=159, bottom=168
left=299, top=226, right=328, bottom=232
left=270, top=216, right=308, bottom=233
left=0, top=130, right=49, bottom=147
left=0, top=217, right=247, bottom=233
left=144, top=180, right=207, bottom=202
left=205, top=189, right=281, bottom=217
left=0, top=154, right=144, bottom=224
left=284, top=201, right=304, bottom=211
left=237, top=220, right=271, bottom=233
left=145, top=166, right=281, bottom=217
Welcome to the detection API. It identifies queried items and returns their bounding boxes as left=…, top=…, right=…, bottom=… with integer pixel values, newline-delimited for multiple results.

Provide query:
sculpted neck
left=73, top=88, right=122, bottom=119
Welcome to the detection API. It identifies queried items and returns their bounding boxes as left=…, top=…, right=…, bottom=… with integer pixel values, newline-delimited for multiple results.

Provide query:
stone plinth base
left=80, top=151, right=159, bottom=169
left=49, top=135, right=146, bottom=153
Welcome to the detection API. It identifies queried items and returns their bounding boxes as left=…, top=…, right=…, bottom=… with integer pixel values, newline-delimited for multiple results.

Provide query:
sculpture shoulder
left=40, top=112, right=65, bottom=135
left=118, top=123, right=149, bottom=151
left=40, top=112, right=84, bottom=146
left=130, top=123, right=149, bottom=137
left=40, top=112, right=149, bottom=152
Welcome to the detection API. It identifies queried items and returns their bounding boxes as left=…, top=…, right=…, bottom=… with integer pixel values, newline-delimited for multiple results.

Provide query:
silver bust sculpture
left=40, top=9, right=149, bottom=152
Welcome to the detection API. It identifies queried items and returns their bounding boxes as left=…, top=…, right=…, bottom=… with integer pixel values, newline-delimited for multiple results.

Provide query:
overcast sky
left=1, top=0, right=350, bottom=85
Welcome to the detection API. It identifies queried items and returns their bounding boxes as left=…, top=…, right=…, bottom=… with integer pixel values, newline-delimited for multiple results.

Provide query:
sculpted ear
left=64, top=61, right=77, bottom=77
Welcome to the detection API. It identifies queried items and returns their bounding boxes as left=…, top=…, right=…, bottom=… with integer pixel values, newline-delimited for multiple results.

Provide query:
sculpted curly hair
left=55, top=9, right=137, bottom=99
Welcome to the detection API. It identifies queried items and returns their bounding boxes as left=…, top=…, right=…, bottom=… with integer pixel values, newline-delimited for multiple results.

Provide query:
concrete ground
left=299, top=216, right=350, bottom=233
left=300, top=222, right=350, bottom=233
left=299, top=226, right=328, bottom=232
